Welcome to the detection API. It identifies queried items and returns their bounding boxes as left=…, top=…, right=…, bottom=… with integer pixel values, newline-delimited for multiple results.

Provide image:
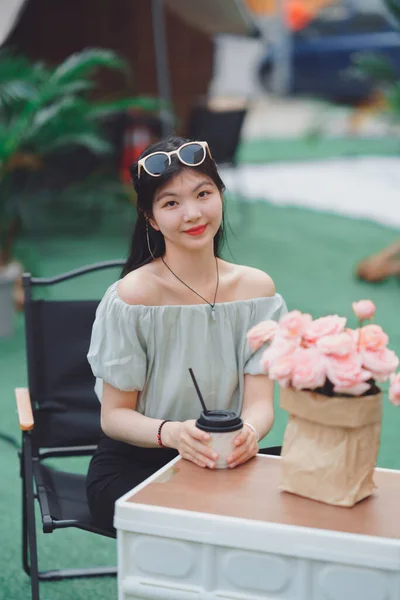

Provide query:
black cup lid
left=196, top=409, right=243, bottom=433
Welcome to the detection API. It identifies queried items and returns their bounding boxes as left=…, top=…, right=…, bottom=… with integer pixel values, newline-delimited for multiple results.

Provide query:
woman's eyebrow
left=155, top=180, right=212, bottom=203
left=191, top=180, right=212, bottom=192
left=155, top=190, right=178, bottom=203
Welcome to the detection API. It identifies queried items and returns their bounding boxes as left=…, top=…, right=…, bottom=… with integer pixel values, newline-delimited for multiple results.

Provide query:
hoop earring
left=146, top=219, right=157, bottom=261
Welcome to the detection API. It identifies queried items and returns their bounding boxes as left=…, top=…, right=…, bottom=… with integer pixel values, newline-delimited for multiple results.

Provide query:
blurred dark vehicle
left=258, top=10, right=400, bottom=103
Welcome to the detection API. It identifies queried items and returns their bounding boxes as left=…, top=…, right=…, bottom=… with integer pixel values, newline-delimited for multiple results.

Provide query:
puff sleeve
left=243, top=293, right=288, bottom=375
left=87, top=283, right=149, bottom=392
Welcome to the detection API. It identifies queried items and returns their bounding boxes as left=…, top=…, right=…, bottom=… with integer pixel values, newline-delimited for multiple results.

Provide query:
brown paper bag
left=279, top=387, right=382, bottom=507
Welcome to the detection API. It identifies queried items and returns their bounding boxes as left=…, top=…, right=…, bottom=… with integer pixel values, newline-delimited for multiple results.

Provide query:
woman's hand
left=226, top=424, right=258, bottom=469
left=164, top=420, right=218, bottom=468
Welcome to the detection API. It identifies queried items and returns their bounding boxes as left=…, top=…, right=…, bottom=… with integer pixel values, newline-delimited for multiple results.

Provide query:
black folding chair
left=15, top=260, right=125, bottom=600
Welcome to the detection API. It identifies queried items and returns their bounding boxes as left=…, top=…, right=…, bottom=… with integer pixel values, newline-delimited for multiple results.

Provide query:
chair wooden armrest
left=15, top=387, right=34, bottom=431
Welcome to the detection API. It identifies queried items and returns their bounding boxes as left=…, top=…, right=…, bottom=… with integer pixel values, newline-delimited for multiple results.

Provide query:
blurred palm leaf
left=22, top=97, right=107, bottom=154
left=0, top=47, right=161, bottom=166
left=30, top=97, right=86, bottom=132
left=0, top=80, right=37, bottom=108
left=0, top=50, right=46, bottom=84
left=347, top=0, right=400, bottom=126
left=0, top=52, right=42, bottom=114
left=41, top=133, right=112, bottom=155
left=0, top=47, right=162, bottom=261
left=90, top=96, right=163, bottom=120
left=59, top=79, right=95, bottom=96
left=387, top=82, right=400, bottom=117
left=350, top=53, right=398, bottom=86
left=49, top=48, right=128, bottom=86
left=386, top=0, right=400, bottom=27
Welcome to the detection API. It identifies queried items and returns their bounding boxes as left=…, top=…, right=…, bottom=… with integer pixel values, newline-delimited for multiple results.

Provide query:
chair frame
left=16, top=260, right=124, bottom=600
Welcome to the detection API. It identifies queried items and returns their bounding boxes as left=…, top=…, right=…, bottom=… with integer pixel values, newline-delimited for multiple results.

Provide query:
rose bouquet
left=247, top=300, right=400, bottom=507
left=247, top=299, right=399, bottom=401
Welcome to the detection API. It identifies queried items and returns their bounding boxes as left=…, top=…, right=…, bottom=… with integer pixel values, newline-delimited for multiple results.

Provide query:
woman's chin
left=182, top=232, right=215, bottom=249
left=164, top=227, right=218, bottom=252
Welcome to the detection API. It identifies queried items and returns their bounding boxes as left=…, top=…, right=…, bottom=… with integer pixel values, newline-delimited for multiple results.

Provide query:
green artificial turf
left=239, top=136, right=400, bottom=164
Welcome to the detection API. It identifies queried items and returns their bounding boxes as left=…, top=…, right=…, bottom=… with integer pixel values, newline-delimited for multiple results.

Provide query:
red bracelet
left=157, top=419, right=171, bottom=448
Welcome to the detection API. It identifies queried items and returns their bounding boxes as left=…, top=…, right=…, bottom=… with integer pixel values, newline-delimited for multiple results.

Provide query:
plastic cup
left=196, top=409, right=243, bottom=469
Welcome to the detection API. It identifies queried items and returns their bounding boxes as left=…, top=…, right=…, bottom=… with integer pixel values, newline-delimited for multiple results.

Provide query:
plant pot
left=0, top=261, right=22, bottom=337
left=279, top=386, right=383, bottom=507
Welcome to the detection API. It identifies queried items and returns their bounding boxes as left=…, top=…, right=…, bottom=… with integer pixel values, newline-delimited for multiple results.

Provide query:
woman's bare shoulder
left=224, top=262, right=275, bottom=300
left=117, top=263, right=162, bottom=306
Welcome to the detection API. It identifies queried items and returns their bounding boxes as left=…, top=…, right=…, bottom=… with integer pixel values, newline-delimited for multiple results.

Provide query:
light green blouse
left=87, top=281, right=287, bottom=422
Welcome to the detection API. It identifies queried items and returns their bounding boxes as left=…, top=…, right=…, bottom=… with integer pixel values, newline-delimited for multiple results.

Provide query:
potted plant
left=0, top=47, right=162, bottom=335
left=349, top=0, right=400, bottom=125
left=247, top=300, right=400, bottom=506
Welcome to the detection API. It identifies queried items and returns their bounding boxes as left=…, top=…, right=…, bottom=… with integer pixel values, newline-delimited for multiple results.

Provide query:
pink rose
left=362, top=348, right=399, bottom=383
left=352, top=299, right=376, bottom=321
left=279, top=310, right=312, bottom=339
left=346, top=328, right=359, bottom=344
left=247, top=320, right=278, bottom=351
left=291, top=348, right=326, bottom=391
left=316, top=332, right=356, bottom=357
left=389, top=373, right=400, bottom=406
left=325, top=354, right=372, bottom=396
left=358, top=324, right=389, bottom=352
left=303, top=315, right=346, bottom=346
left=268, top=354, right=294, bottom=388
left=260, top=336, right=298, bottom=372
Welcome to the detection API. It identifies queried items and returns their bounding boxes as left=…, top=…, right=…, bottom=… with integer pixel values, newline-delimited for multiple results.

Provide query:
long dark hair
left=121, top=136, right=226, bottom=277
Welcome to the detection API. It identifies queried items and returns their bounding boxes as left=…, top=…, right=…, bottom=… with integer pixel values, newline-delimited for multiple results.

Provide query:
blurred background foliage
left=350, top=0, right=400, bottom=124
left=0, top=47, right=162, bottom=269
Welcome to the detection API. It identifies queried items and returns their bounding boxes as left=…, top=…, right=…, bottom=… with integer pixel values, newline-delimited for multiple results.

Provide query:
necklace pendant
left=211, top=307, right=216, bottom=320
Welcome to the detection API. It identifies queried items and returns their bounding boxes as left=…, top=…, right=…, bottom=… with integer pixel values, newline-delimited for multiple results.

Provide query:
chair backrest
left=23, top=260, right=125, bottom=450
left=188, top=104, right=247, bottom=166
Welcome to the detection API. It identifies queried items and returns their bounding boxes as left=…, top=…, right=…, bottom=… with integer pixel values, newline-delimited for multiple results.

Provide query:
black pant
left=86, top=435, right=178, bottom=532
left=86, top=434, right=281, bottom=533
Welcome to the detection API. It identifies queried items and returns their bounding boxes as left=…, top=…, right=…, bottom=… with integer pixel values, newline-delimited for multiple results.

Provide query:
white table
left=115, top=454, right=400, bottom=600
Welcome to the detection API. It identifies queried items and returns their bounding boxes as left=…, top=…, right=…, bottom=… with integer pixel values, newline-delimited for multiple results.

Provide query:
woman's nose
left=183, top=202, right=202, bottom=221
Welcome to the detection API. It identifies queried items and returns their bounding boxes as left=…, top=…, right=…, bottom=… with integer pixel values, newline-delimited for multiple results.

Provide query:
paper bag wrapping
left=279, top=387, right=382, bottom=507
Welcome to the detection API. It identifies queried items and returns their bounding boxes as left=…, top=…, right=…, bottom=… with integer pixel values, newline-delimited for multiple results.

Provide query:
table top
left=127, top=455, right=400, bottom=540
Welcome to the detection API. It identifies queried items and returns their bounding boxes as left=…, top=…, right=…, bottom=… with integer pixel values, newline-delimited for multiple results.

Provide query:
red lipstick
left=184, top=225, right=207, bottom=236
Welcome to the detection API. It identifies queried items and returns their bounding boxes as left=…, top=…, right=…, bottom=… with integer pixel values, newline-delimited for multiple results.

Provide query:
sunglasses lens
left=179, top=143, right=205, bottom=165
left=144, top=153, right=170, bottom=176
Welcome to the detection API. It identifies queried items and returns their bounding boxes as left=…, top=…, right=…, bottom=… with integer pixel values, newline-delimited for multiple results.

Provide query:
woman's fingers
left=227, top=432, right=258, bottom=467
left=181, top=450, right=215, bottom=469
left=228, top=444, right=258, bottom=468
left=184, top=420, right=210, bottom=443
left=233, top=430, right=247, bottom=447
left=178, top=421, right=217, bottom=466
left=182, top=435, right=217, bottom=463
left=229, top=427, right=252, bottom=457
left=180, top=420, right=259, bottom=470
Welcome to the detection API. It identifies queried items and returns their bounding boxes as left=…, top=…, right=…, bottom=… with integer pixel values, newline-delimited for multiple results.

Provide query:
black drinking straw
left=188, top=368, right=209, bottom=414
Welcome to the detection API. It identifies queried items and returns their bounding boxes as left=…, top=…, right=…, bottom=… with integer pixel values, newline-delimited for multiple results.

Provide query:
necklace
left=161, top=256, right=219, bottom=320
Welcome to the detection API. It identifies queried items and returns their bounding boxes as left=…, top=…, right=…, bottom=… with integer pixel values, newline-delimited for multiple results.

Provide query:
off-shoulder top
left=87, top=281, right=287, bottom=422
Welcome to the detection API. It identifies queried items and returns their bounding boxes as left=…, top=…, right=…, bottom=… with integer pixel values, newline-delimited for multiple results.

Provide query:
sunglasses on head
left=137, top=141, right=212, bottom=178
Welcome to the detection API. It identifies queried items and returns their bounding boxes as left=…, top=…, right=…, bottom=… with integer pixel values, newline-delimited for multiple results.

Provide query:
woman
left=86, top=136, right=287, bottom=532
